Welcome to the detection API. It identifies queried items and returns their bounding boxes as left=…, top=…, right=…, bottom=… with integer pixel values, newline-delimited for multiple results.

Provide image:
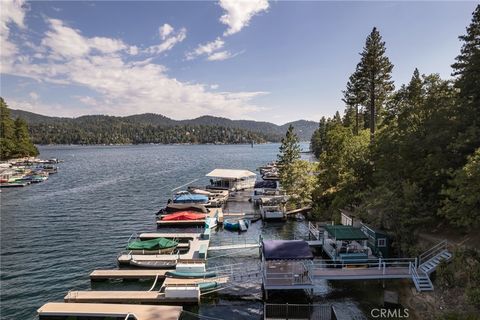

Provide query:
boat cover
left=162, top=211, right=206, bottom=221
left=164, top=203, right=208, bottom=213
left=173, top=193, right=209, bottom=204
left=262, top=240, right=313, bottom=260
left=127, top=237, right=178, bottom=250
left=254, top=180, right=277, bottom=189
left=165, top=271, right=217, bottom=278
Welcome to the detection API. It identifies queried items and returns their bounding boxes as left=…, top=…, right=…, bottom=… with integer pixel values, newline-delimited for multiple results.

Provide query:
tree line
left=310, top=5, right=480, bottom=252
left=0, top=98, right=38, bottom=160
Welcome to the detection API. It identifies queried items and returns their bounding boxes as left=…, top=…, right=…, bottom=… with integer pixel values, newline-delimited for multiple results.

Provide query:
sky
left=0, top=1, right=477, bottom=125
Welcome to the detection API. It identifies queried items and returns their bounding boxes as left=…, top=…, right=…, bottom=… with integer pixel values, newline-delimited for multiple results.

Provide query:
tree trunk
left=370, top=71, right=376, bottom=143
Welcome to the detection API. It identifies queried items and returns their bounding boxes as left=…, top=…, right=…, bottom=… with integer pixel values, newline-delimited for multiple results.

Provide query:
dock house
left=360, top=223, right=391, bottom=258
left=322, top=225, right=370, bottom=263
left=206, top=169, right=256, bottom=191
left=261, top=240, right=314, bottom=299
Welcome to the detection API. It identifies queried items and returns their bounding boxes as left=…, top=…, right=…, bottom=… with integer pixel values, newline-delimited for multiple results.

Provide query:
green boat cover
left=198, top=281, right=218, bottom=291
left=127, top=237, right=178, bottom=250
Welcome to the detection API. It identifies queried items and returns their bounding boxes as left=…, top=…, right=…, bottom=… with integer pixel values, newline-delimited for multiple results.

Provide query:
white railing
left=409, top=262, right=421, bottom=290
left=418, top=240, right=448, bottom=266
left=308, top=222, right=321, bottom=240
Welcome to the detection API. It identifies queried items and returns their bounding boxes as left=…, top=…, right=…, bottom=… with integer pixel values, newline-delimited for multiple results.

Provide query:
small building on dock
left=360, top=223, right=391, bottom=258
left=206, top=169, right=256, bottom=191
left=322, top=225, right=370, bottom=263
left=261, top=240, right=314, bottom=299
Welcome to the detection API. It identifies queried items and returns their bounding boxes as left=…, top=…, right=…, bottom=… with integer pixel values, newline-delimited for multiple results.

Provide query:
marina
left=1, top=144, right=455, bottom=319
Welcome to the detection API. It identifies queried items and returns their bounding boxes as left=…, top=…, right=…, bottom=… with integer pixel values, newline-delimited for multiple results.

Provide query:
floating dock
left=64, top=290, right=198, bottom=304
left=90, top=269, right=169, bottom=280
left=38, top=303, right=182, bottom=320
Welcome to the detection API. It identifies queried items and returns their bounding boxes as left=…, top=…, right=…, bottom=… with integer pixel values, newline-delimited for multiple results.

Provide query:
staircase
left=412, top=240, right=453, bottom=292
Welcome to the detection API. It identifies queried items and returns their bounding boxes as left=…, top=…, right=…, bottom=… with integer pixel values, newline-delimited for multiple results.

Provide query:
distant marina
left=0, top=158, right=61, bottom=188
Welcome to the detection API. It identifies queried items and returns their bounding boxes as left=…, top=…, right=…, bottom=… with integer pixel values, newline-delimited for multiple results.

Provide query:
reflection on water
left=1, top=144, right=399, bottom=320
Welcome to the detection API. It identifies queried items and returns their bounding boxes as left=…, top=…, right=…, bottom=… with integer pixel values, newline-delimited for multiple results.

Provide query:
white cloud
left=207, top=50, right=233, bottom=61
left=2, top=14, right=267, bottom=119
left=186, top=37, right=224, bottom=60
left=0, top=0, right=27, bottom=68
left=128, top=45, right=139, bottom=55
left=210, top=84, right=219, bottom=90
left=219, top=0, right=269, bottom=36
left=159, top=23, right=174, bottom=40
left=29, top=91, right=39, bottom=100
left=147, top=27, right=186, bottom=55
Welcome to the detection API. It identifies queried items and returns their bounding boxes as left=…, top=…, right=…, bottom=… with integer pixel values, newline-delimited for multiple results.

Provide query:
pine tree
left=13, top=117, right=39, bottom=158
left=451, top=4, right=480, bottom=157
left=357, top=27, right=395, bottom=142
left=342, top=64, right=366, bottom=135
left=277, top=124, right=301, bottom=167
left=277, top=125, right=301, bottom=198
left=0, top=98, right=15, bottom=160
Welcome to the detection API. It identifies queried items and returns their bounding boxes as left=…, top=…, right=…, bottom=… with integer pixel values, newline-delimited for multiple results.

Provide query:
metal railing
left=418, top=240, right=448, bottom=266
left=264, top=303, right=336, bottom=320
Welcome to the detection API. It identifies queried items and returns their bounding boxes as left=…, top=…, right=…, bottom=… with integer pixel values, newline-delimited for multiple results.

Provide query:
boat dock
left=64, top=290, right=198, bottom=304
left=90, top=269, right=169, bottom=281
left=37, top=303, right=182, bottom=320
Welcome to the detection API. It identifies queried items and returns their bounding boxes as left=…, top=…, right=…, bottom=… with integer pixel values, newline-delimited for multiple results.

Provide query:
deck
left=64, top=290, right=198, bottom=304
left=37, top=303, right=182, bottom=320
left=90, top=269, right=168, bottom=280
left=311, top=266, right=411, bottom=280
left=263, top=261, right=314, bottom=290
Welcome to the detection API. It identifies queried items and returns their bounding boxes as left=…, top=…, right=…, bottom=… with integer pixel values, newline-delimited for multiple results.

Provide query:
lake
left=1, top=144, right=398, bottom=319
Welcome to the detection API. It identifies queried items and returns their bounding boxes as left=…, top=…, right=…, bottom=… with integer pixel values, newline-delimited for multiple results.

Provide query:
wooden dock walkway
left=64, top=290, right=198, bottom=304
left=311, top=266, right=412, bottom=280
left=90, top=269, right=169, bottom=280
left=38, top=303, right=182, bottom=320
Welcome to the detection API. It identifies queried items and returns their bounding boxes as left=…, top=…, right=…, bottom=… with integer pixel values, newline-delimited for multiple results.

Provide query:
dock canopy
left=262, top=240, right=313, bottom=260
left=206, top=169, right=256, bottom=179
left=325, top=225, right=368, bottom=241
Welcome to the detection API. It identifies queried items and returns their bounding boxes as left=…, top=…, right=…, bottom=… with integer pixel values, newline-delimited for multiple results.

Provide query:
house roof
left=206, top=169, right=256, bottom=179
left=262, top=240, right=314, bottom=260
left=325, top=225, right=368, bottom=240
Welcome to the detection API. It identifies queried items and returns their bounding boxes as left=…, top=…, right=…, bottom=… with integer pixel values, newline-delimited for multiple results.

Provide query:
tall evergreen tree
left=13, top=117, right=39, bottom=158
left=451, top=4, right=480, bottom=158
left=277, top=125, right=301, bottom=198
left=277, top=124, right=301, bottom=167
left=0, top=98, right=16, bottom=160
left=357, top=27, right=395, bottom=142
left=342, top=64, right=365, bottom=135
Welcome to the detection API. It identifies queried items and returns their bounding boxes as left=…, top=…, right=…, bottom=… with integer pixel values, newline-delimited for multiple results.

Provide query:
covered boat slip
left=322, top=225, right=371, bottom=262
left=261, top=240, right=315, bottom=298
left=37, top=303, right=182, bottom=320
left=206, top=168, right=256, bottom=191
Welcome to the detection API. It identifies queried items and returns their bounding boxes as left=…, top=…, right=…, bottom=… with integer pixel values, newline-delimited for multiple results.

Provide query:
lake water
left=0, top=144, right=401, bottom=319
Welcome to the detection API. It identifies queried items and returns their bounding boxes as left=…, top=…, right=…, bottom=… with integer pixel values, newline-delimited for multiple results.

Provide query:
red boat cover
left=162, top=211, right=206, bottom=221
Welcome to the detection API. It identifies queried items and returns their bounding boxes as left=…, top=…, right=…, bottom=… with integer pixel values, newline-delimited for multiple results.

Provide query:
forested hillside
left=10, top=110, right=318, bottom=144
left=0, top=98, right=38, bottom=160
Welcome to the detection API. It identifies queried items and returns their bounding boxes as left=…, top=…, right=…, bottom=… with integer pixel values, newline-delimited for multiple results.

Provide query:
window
left=377, top=238, right=386, bottom=247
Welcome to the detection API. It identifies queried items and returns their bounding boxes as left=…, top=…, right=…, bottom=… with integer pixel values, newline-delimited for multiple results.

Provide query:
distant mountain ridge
left=11, top=109, right=318, bottom=141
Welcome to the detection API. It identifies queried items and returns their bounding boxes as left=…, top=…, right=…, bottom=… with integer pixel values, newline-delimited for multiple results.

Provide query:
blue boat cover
left=262, top=240, right=313, bottom=260
left=173, top=193, right=209, bottom=203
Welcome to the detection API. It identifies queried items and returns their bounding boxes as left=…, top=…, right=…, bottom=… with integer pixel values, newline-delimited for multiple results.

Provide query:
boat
left=173, top=191, right=209, bottom=204
left=198, top=281, right=218, bottom=292
left=127, top=237, right=178, bottom=254
left=165, top=271, right=217, bottom=278
left=161, top=211, right=206, bottom=221
left=223, top=219, right=250, bottom=232
left=129, top=260, right=177, bottom=269
left=157, top=203, right=208, bottom=215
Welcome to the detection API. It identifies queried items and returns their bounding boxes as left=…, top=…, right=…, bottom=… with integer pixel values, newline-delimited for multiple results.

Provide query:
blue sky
left=0, top=1, right=477, bottom=124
